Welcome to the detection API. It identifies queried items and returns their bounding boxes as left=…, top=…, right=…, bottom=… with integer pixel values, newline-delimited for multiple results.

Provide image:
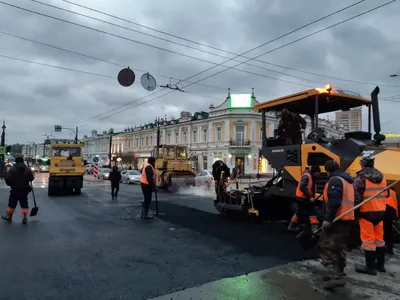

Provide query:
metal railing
left=229, top=139, right=251, bottom=146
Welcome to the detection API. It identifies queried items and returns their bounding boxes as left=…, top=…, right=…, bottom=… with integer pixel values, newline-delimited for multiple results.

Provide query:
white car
left=121, top=170, right=141, bottom=184
left=194, top=170, right=213, bottom=189
left=98, top=168, right=111, bottom=180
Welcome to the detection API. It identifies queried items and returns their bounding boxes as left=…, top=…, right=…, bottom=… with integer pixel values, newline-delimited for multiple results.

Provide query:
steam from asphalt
left=176, top=185, right=215, bottom=198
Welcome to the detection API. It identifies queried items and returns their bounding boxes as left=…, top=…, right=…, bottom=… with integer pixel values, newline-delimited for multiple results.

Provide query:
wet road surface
left=0, top=173, right=319, bottom=300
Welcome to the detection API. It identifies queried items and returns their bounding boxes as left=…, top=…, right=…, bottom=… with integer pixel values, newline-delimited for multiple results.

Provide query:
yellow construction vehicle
left=48, top=143, right=85, bottom=196
left=243, top=84, right=400, bottom=222
left=151, top=145, right=196, bottom=192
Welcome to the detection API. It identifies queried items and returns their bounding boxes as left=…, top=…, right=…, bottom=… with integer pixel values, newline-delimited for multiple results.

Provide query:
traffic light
left=5, top=145, right=11, bottom=155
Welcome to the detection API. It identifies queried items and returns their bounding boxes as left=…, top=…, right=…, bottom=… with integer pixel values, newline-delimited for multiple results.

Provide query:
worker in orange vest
left=288, top=165, right=320, bottom=232
left=139, top=157, right=157, bottom=219
left=318, top=160, right=355, bottom=284
left=384, top=188, right=398, bottom=255
left=353, top=155, right=388, bottom=275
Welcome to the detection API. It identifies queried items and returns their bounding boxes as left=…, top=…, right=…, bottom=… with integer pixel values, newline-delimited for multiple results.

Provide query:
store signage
left=135, top=153, right=151, bottom=158
left=229, top=149, right=250, bottom=155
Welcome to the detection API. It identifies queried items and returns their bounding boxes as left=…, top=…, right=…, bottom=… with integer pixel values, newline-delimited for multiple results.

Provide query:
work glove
left=309, top=197, right=315, bottom=202
left=322, top=221, right=331, bottom=229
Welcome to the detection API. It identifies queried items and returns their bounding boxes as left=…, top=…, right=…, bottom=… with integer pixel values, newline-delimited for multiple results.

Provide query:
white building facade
left=82, top=94, right=346, bottom=175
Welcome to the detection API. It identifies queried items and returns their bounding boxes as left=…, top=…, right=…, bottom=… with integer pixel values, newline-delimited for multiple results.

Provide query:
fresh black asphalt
left=0, top=176, right=317, bottom=300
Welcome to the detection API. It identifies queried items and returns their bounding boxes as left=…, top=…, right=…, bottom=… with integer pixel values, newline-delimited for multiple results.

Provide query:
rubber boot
left=376, top=247, right=386, bottom=272
left=355, top=251, right=377, bottom=275
left=323, top=265, right=347, bottom=281
left=1, top=212, right=13, bottom=223
left=287, top=222, right=298, bottom=232
left=22, top=213, right=27, bottom=225
left=142, top=207, right=153, bottom=220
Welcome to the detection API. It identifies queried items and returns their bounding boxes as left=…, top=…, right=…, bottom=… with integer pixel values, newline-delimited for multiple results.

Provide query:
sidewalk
left=149, top=248, right=400, bottom=300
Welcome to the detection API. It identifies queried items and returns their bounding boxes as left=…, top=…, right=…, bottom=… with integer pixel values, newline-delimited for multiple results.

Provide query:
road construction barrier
left=93, top=163, right=99, bottom=178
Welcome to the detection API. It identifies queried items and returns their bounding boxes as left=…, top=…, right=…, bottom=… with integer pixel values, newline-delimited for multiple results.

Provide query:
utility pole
left=1, top=121, right=5, bottom=162
left=75, top=126, right=78, bottom=144
left=154, top=117, right=163, bottom=158
left=108, top=128, right=114, bottom=167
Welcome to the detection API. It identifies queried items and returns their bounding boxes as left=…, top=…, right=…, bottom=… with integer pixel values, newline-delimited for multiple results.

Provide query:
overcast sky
left=1, top=0, right=399, bottom=144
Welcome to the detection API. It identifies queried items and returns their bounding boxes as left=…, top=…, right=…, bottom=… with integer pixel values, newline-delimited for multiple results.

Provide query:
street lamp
left=154, top=117, right=164, bottom=158
left=108, top=128, right=114, bottom=167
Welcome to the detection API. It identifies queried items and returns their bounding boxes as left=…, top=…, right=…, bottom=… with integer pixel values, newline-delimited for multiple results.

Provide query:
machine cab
left=152, top=145, right=188, bottom=160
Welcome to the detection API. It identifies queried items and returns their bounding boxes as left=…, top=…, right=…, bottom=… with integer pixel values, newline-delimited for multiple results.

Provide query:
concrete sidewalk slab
left=149, top=248, right=400, bottom=300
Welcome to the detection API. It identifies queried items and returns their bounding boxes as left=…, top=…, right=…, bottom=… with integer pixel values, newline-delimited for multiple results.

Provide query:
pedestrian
left=140, top=157, right=156, bottom=219
left=1, top=157, right=34, bottom=224
left=288, top=166, right=320, bottom=233
left=317, top=160, right=355, bottom=286
left=109, top=166, right=121, bottom=200
left=353, top=155, right=387, bottom=275
left=384, top=187, right=398, bottom=255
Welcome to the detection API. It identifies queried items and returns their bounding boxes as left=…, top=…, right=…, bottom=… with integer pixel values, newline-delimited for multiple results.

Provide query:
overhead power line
left=61, top=0, right=400, bottom=89
left=0, top=53, right=223, bottom=110
left=0, top=53, right=114, bottom=78
left=29, top=0, right=325, bottom=86
left=176, top=0, right=397, bottom=85
left=77, top=1, right=398, bottom=126
left=74, top=1, right=369, bottom=126
left=0, top=1, right=314, bottom=88
left=0, top=30, right=229, bottom=92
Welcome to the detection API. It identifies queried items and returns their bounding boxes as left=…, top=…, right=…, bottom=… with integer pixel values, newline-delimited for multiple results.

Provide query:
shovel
left=30, top=183, right=39, bottom=217
left=297, top=180, right=399, bottom=251
left=26, top=161, right=39, bottom=217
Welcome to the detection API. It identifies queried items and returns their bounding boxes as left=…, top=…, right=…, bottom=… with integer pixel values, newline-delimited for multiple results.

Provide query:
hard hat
left=360, top=155, right=374, bottom=167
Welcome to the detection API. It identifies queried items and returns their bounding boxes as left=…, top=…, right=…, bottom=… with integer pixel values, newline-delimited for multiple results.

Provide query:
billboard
left=229, top=94, right=253, bottom=109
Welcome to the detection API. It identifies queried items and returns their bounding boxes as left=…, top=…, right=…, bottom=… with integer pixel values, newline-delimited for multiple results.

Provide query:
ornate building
left=82, top=92, right=346, bottom=174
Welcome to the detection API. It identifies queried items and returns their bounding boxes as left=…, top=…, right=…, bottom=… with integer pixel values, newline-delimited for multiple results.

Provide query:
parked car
left=39, top=165, right=49, bottom=172
left=194, top=170, right=213, bottom=189
left=85, top=164, right=93, bottom=174
left=121, top=170, right=141, bottom=184
left=98, top=168, right=111, bottom=180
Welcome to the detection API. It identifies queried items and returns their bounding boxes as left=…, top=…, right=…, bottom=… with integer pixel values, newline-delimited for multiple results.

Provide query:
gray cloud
left=0, top=0, right=400, bottom=144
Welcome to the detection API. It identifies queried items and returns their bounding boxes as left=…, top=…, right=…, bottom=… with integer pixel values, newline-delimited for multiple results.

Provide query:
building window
left=235, top=124, right=245, bottom=141
left=146, top=137, right=148, bottom=146
left=216, top=126, right=222, bottom=142
left=168, top=133, right=171, bottom=145
left=182, top=131, right=187, bottom=144
left=193, top=130, right=197, bottom=143
left=150, top=135, right=153, bottom=146
left=203, top=129, right=208, bottom=142
left=141, top=137, right=144, bottom=146
left=203, top=156, right=208, bottom=170
left=175, top=132, right=179, bottom=144
left=136, top=137, right=139, bottom=147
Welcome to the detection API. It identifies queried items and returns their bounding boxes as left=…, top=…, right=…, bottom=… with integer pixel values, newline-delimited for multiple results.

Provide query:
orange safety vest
left=387, top=189, right=398, bottom=217
left=295, top=172, right=314, bottom=199
left=140, top=163, right=156, bottom=185
left=323, top=176, right=355, bottom=221
left=359, top=177, right=387, bottom=213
